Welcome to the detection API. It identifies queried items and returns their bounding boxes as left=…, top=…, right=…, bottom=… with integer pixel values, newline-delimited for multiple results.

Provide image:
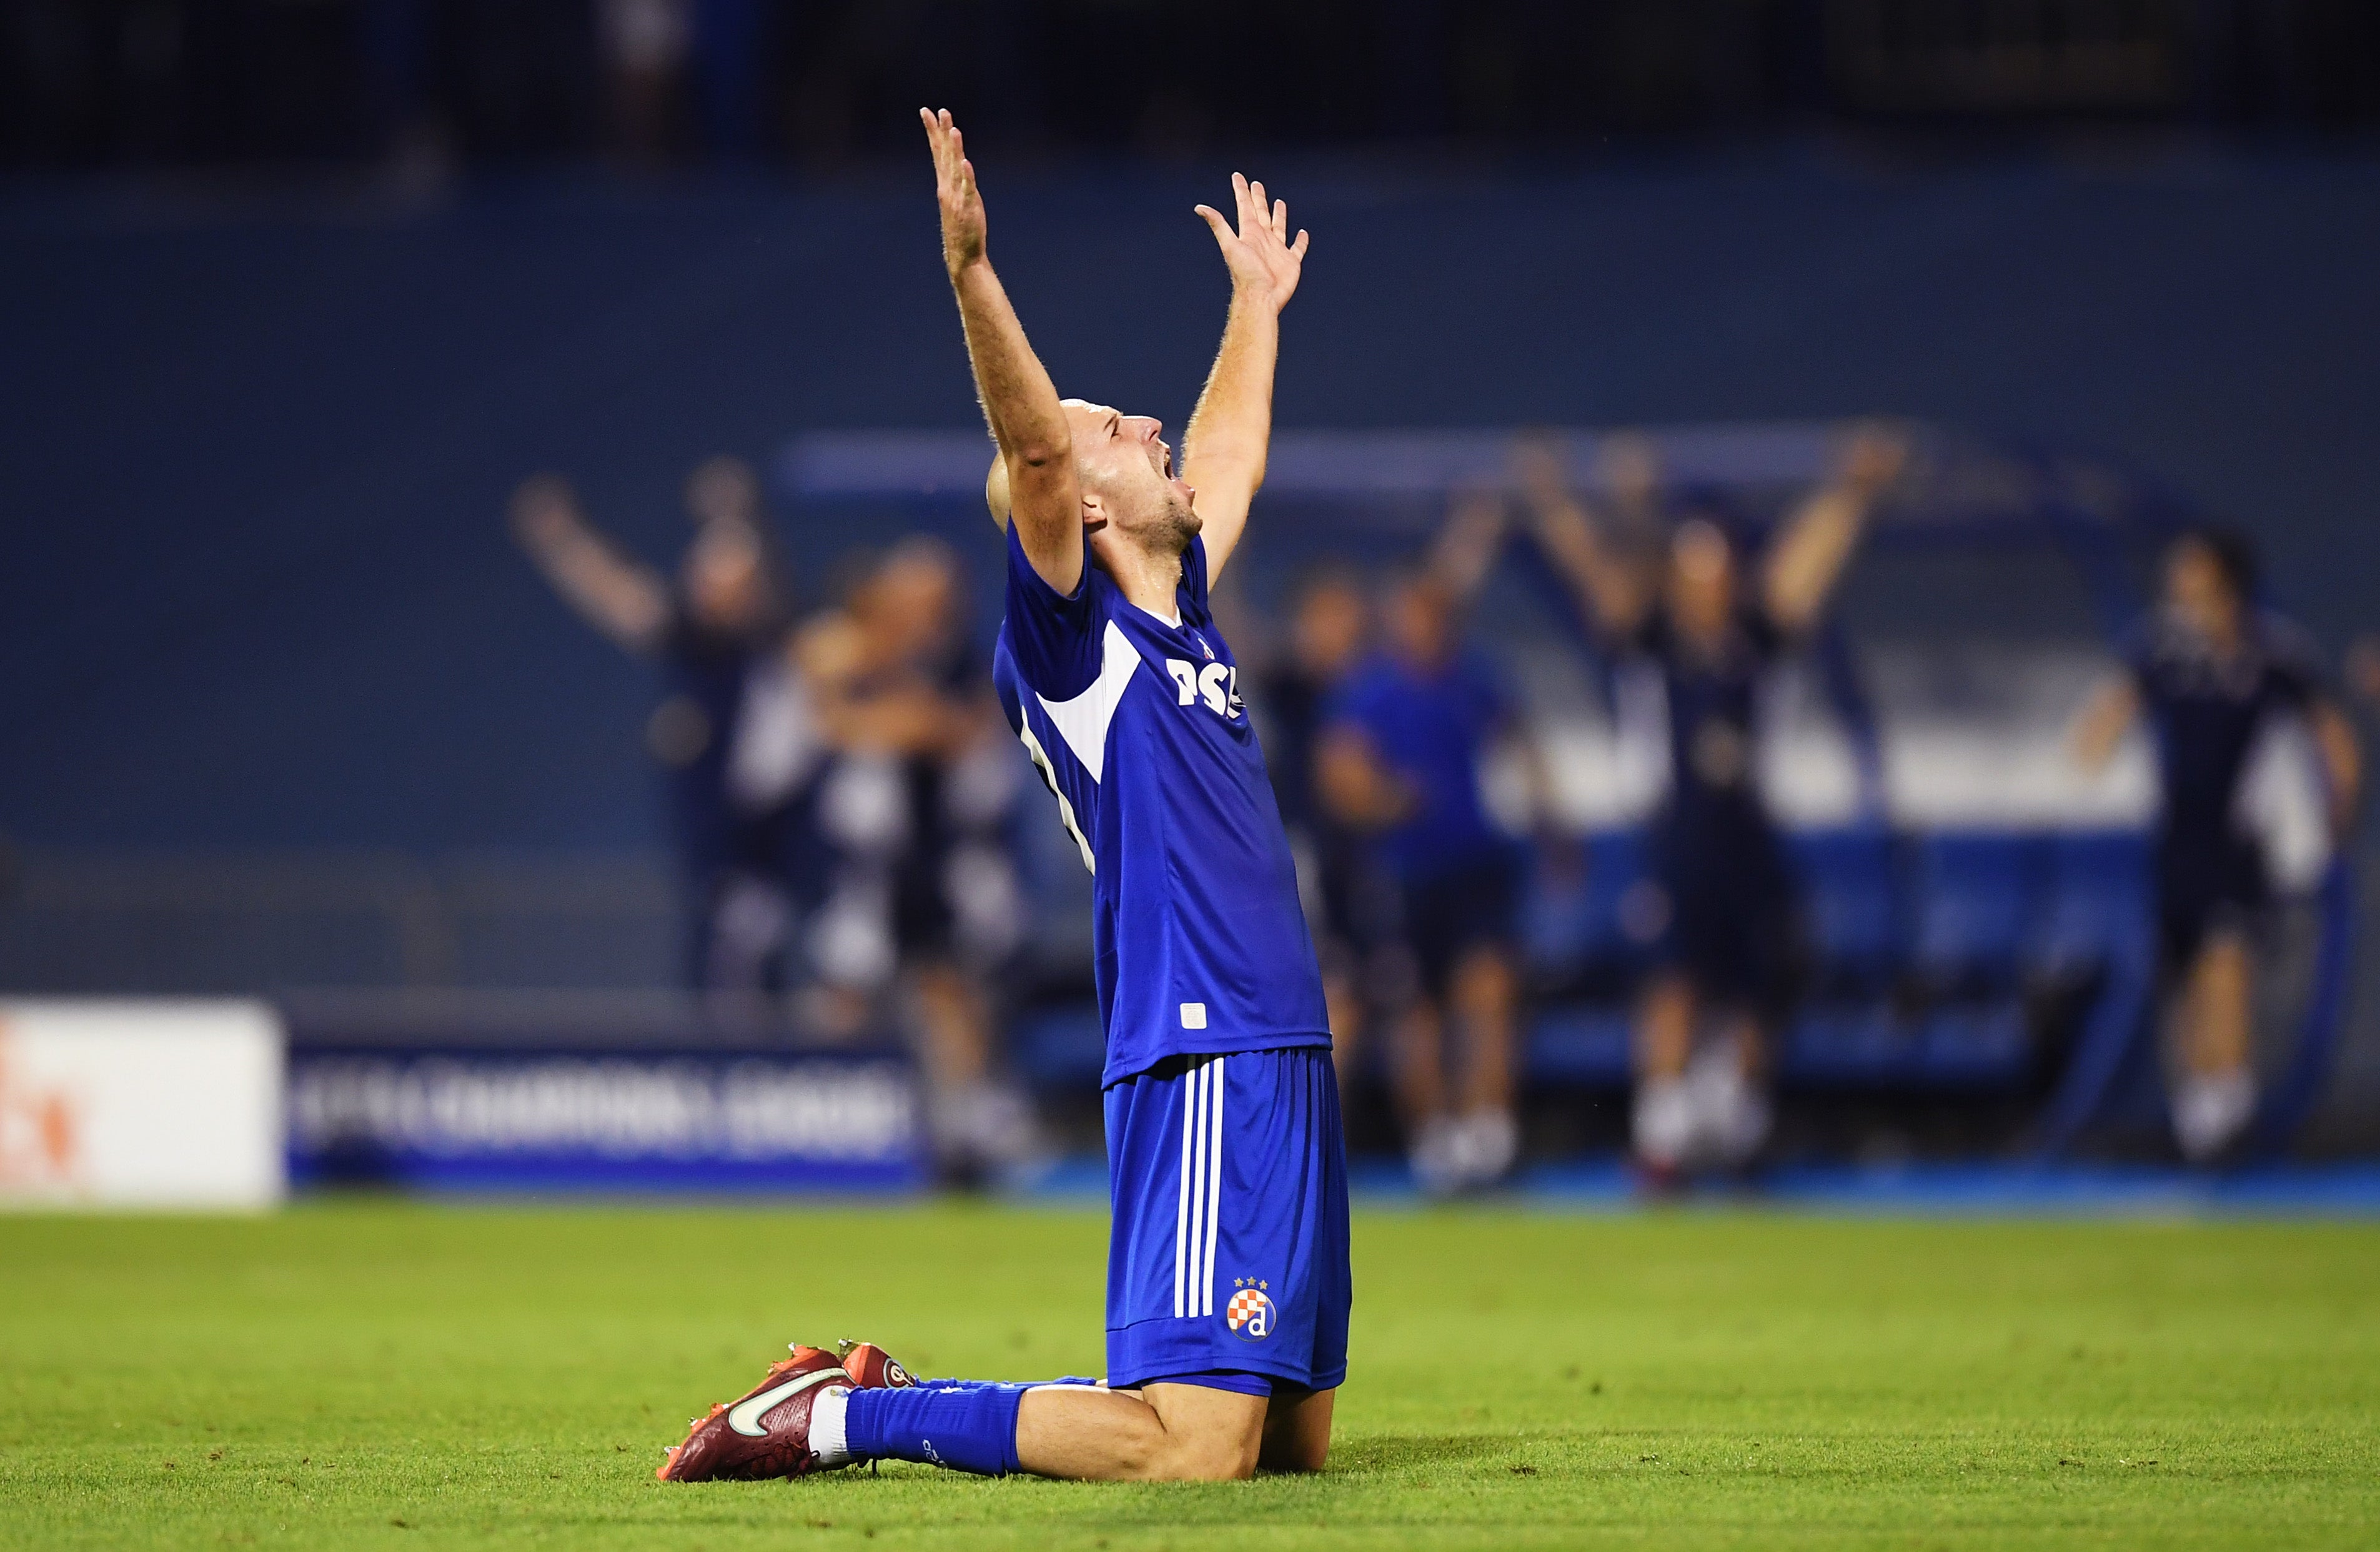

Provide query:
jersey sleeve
left=1001, top=520, right=1103, bottom=700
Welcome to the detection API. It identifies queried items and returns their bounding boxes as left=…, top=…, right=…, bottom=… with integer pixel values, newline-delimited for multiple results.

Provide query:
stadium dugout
left=780, top=421, right=2355, bottom=1163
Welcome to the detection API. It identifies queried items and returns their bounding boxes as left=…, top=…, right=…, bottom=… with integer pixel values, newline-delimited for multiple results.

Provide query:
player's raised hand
left=920, top=107, right=987, bottom=276
left=1838, top=422, right=1910, bottom=496
left=1510, top=436, right=1574, bottom=517
left=1196, top=172, right=1308, bottom=312
left=508, top=473, right=582, bottom=550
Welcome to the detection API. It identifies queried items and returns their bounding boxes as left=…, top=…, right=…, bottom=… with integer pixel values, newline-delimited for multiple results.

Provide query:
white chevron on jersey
left=1036, top=620, right=1142, bottom=784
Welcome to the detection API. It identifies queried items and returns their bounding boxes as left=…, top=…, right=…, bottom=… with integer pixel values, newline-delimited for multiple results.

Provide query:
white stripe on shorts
left=1174, top=1056, right=1225, bottom=1319
left=1202, top=1057, right=1223, bottom=1316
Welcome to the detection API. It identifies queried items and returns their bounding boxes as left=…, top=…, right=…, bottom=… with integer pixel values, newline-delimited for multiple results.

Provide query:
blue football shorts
left=1101, top=1045, right=1351, bottom=1394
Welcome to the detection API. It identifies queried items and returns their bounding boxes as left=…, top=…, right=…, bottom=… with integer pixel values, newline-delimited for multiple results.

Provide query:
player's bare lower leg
left=1455, top=945, right=1520, bottom=1167
left=1451, top=945, right=1517, bottom=1119
left=1015, top=1381, right=1332, bottom=1481
left=2173, top=930, right=2257, bottom=1160
left=1637, top=973, right=1695, bottom=1082
left=1393, top=997, right=1446, bottom=1126
left=1632, top=974, right=1697, bottom=1173
left=1705, top=1010, right=1774, bottom=1167
left=1257, top=1383, right=1336, bottom=1473
left=1323, top=963, right=1366, bottom=1095
left=2184, top=932, right=2253, bottom=1078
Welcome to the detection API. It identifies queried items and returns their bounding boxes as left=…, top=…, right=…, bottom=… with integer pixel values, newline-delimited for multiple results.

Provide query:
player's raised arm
left=1182, top=172, right=1309, bottom=587
left=510, top=474, right=672, bottom=651
left=2311, top=696, right=2364, bottom=835
left=1514, top=440, right=1651, bottom=640
left=1763, top=424, right=1906, bottom=635
left=1430, top=490, right=1510, bottom=602
left=2067, top=676, right=2141, bottom=774
left=921, top=107, right=1083, bottom=594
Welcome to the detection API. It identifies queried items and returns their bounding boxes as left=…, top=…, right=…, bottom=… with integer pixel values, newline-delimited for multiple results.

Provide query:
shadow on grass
left=1320, top=1435, right=1513, bottom=1477
left=588, top=1434, right=1527, bottom=1533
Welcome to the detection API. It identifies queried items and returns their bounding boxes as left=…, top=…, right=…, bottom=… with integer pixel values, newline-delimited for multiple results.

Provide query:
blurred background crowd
left=6, top=1, right=2380, bottom=1191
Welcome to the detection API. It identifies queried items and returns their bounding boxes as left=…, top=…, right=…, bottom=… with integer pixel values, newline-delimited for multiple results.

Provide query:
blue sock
left=845, top=1381, right=1032, bottom=1476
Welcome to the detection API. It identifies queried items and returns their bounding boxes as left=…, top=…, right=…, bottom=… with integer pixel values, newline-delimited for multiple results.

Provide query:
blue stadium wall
left=4, top=151, right=2378, bottom=853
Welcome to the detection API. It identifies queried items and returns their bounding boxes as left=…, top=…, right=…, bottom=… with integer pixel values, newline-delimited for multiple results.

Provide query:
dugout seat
left=1524, top=1003, right=1635, bottom=1086
left=1520, top=830, right=1653, bottom=996
left=1913, top=999, right=2032, bottom=1088
left=1788, top=828, right=1902, bottom=993
left=2027, top=829, right=2152, bottom=982
left=1909, top=832, right=2047, bottom=992
left=1777, top=1001, right=1905, bottom=1086
left=1778, top=998, right=2031, bottom=1090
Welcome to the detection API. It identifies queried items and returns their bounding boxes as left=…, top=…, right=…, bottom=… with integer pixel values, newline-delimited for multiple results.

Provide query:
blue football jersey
left=993, top=523, right=1332, bottom=1087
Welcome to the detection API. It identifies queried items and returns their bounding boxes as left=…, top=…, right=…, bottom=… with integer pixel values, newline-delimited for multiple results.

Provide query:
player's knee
left=1149, top=1423, right=1262, bottom=1482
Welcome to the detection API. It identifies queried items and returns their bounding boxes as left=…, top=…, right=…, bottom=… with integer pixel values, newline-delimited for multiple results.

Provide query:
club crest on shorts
left=1226, top=1278, right=1274, bottom=1340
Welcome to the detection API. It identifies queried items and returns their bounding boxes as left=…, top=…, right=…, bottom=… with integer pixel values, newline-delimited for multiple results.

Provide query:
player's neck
left=1098, top=542, right=1186, bottom=621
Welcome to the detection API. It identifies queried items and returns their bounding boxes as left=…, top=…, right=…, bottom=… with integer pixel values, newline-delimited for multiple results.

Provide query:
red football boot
left=656, top=1344, right=851, bottom=1483
left=835, top=1340, right=920, bottom=1390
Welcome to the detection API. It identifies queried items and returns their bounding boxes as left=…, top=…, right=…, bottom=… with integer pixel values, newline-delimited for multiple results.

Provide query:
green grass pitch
left=3, top=1203, right=2376, bottom=1550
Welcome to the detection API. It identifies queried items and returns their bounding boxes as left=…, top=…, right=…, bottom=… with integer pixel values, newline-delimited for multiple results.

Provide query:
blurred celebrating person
left=512, top=457, right=820, bottom=998
left=660, top=111, right=1341, bottom=1484
left=1244, top=567, right=1376, bottom=1087
left=1524, top=428, right=1905, bottom=1182
left=2070, top=529, right=2361, bottom=1163
left=798, top=538, right=1040, bottom=1180
left=1317, top=498, right=1532, bottom=1195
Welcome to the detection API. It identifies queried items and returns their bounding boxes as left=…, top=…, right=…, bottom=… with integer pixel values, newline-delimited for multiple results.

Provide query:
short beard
left=1136, top=491, right=1202, bottom=557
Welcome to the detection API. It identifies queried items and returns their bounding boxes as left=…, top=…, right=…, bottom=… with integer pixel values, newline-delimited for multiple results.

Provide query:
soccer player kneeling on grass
left=658, top=107, right=1347, bottom=1485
